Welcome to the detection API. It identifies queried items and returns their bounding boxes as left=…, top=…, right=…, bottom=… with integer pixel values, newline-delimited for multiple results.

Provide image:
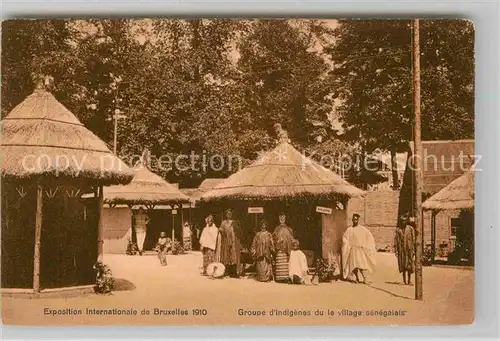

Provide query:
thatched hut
left=1, top=84, right=134, bottom=292
left=102, top=163, right=191, bottom=253
left=200, top=130, right=364, bottom=266
left=423, top=169, right=474, bottom=263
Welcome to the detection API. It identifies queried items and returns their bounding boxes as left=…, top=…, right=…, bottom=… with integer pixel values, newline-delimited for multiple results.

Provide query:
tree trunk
left=390, top=148, right=400, bottom=190
left=191, top=19, right=202, bottom=82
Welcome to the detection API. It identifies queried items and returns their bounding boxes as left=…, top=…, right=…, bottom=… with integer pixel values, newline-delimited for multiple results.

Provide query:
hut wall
left=1, top=182, right=98, bottom=289
left=423, top=209, right=461, bottom=256
left=1, top=182, right=36, bottom=288
left=321, top=205, right=347, bottom=261
left=103, top=207, right=132, bottom=254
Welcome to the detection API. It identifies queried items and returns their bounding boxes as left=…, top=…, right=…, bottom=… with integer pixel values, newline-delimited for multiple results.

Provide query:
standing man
left=394, top=214, right=416, bottom=285
left=273, top=212, right=294, bottom=283
left=134, top=207, right=150, bottom=256
left=219, top=209, right=243, bottom=278
left=199, top=214, right=219, bottom=276
left=342, top=213, right=377, bottom=284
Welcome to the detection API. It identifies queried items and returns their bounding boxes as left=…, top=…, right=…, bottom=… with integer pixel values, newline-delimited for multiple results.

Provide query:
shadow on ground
left=114, top=278, right=136, bottom=292
left=368, top=285, right=412, bottom=300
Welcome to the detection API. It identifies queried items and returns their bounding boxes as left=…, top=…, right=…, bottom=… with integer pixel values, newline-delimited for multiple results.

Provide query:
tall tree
left=236, top=20, right=336, bottom=149
left=1, top=20, right=72, bottom=117
left=327, top=19, right=474, bottom=188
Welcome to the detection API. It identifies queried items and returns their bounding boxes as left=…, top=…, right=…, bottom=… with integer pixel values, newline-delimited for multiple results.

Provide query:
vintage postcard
left=1, top=18, right=474, bottom=326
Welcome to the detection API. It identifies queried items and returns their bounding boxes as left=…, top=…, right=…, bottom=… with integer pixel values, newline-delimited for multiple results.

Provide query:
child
left=288, top=239, right=311, bottom=285
left=156, top=232, right=171, bottom=266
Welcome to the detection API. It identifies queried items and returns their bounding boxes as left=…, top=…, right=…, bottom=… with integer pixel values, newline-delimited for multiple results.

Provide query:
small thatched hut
left=200, top=129, right=364, bottom=265
left=1, top=83, right=134, bottom=292
left=102, top=163, right=191, bottom=253
left=423, top=169, right=474, bottom=263
left=422, top=169, right=474, bottom=211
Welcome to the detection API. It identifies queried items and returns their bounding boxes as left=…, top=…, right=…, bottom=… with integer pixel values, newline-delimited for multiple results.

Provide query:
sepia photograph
left=0, top=18, right=475, bottom=326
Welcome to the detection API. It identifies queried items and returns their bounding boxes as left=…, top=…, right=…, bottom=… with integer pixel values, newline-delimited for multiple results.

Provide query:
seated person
left=289, top=239, right=311, bottom=285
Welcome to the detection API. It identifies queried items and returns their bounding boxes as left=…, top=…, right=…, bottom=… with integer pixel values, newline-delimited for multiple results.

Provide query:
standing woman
left=199, top=215, right=219, bottom=276
left=251, top=219, right=275, bottom=282
left=273, top=212, right=294, bottom=283
left=394, top=214, right=416, bottom=285
left=219, top=209, right=243, bottom=278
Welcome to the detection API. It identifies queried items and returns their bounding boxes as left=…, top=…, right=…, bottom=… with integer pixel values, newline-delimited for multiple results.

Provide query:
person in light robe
left=273, top=212, right=294, bottom=282
left=199, top=215, right=219, bottom=276
left=219, top=209, right=243, bottom=278
left=251, top=219, right=275, bottom=282
left=394, top=214, right=415, bottom=285
left=342, top=213, right=377, bottom=284
left=183, top=222, right=192, bottom=251
left=134, top=207, right=150, bottom=255
left=289, top=239, right=310, bottom=285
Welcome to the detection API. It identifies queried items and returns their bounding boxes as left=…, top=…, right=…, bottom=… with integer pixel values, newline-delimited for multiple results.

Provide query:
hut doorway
left=142, top=209, right=182, bottom=250
left=453, top=210, right=474, bottom=265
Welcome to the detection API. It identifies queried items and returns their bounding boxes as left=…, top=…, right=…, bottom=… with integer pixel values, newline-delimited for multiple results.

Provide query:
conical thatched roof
left=1, top=88, right=134, bottom=185
left=422, top=169, right=474, bottom=211
left=201, top=140, right=364, bottom=202
left=104, top=166, right=190, bottom=206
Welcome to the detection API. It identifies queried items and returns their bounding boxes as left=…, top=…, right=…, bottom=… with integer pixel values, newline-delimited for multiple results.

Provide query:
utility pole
left=112, top=109, right=127, bottom=155
left=412, top=19, right=424, bottom=301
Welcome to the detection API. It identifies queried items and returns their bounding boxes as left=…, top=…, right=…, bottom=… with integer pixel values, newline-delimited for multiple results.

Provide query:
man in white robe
left=342, top=213, right=377, bottom=284
left=199, top=215, right=220, bottom=275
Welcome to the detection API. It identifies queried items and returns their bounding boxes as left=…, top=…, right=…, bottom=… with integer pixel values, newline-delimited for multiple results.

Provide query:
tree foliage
left=1, top=19, right=474, bottom=189
left=327, top=19, right=474, bottom=153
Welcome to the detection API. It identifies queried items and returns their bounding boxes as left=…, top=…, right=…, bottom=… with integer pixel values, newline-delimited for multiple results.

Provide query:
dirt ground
left=1, top=252, right=474, bottom=326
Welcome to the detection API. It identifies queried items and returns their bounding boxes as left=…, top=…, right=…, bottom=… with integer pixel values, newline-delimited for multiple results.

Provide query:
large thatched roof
left=422, top=169, right=474, bottom=211
left=180, top=178, right=226, bottom=205
left=1, top=88, right=134, bottom=185
left=201, top=140, right=364, bottom=202
left=104, top=166, right=190, bottom=206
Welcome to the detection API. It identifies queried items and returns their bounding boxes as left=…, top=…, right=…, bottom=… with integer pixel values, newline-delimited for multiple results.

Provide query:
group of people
left=145, top=206, right=416, bottom=286
left=199, top=209, right=310, bottom=284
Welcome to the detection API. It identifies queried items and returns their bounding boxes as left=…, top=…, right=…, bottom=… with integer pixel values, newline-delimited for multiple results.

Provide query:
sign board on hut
left=316, top=206, right=332, bottom=215
left=171, top=209, right=177, bottom=215
left=248, top=207, right=264, bottom=214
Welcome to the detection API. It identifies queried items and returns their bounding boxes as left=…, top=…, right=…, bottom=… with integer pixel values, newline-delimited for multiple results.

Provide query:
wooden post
left=413, top=19, right=424, bottom=300
left=33, top=184, right=43, bottom=293
left=180, top=203, right=185, bottom=246
left=172, top=204, right=176, bottom=241
left=97, top=185, right=104, bottom=262
left=431, top=211, right=437, bottom=261
left=180, top=203, right=184, bottom=225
